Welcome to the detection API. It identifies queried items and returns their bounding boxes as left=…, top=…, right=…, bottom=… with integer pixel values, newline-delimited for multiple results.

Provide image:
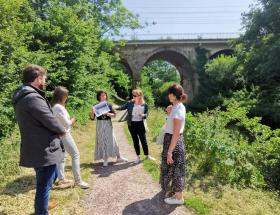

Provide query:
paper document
left=93, top=101, right=110, bottom=117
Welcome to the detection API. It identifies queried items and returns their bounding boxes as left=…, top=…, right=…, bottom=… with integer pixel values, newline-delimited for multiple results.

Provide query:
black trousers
left=128, top=121, right=149, bottom=156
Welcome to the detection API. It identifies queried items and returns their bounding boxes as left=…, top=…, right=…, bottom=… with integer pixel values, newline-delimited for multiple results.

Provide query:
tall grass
left=0, top=122, right=95, bottom=215
left=0, top=127, right=20, bottom=188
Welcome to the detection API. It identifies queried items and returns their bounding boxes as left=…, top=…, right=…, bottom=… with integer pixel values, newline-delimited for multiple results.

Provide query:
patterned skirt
left=160, top=133, right=186, bottom=194
left=95, top=120, right=120, bottom=161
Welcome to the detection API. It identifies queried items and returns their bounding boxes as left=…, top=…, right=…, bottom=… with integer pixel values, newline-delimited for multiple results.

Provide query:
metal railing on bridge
left=112, top=32, right=242, bottom=41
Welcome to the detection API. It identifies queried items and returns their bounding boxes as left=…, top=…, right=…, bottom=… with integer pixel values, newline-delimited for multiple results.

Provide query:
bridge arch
left=209, top=49, right=234, bottom=59
left=117, top=39, right=233, bottom=101
left=119, top=58, right=133, bottom=78
left=139, top=47, right=196, bottom=100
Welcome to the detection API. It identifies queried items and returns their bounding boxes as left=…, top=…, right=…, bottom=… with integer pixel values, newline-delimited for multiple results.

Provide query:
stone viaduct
left=117, top=39, right=233, bottom=100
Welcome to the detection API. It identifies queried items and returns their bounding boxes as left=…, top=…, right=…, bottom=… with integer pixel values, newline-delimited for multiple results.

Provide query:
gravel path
left=81, top=112, right=193, bottom=215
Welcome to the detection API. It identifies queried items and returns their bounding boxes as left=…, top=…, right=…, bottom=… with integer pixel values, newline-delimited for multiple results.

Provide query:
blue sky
left=121, top=0, right=255, bottom=39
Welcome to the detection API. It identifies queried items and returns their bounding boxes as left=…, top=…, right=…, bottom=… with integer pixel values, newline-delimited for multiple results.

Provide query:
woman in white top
left=51, top=86, right=89, bottom=189
left=160, top=84, right=187, bottom=205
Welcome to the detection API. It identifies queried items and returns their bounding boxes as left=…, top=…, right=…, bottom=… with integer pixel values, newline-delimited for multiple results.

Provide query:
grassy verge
left=0, top=122, right=95, bottom=215
left=124, top=108, right=280, bottom=215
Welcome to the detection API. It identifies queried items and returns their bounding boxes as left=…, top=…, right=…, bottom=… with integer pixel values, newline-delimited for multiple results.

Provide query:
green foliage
left=191, top=1, right=280, bottom=127
left=0, top=0, right=135, bottom=141
left=185, top=197, right=210, bottom=215
left=0, top=130, right=21, bottom=186
left=205, top=55, right=240, bottom=89
left=235, top=0, right=280, bottom=127
left=140, top=60, right=181, bottom=107
left=139, top=71, right=155, bottom=106
left=92, top=0, right=142, bottom=37
left=154, top=81, right=175, bottom=107
left=143, top=60, right=180, bottom=85
left=190, top=50, right=241, bottom=110
left=185, top=100, right=280, bottom=188
left=107, top=62, right=131, bottom=99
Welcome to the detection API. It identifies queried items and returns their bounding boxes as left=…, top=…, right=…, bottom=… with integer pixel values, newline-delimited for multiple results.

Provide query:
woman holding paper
left=91, top=90, right=128, bottom=167
left=115, top=89, right=155, bottom=164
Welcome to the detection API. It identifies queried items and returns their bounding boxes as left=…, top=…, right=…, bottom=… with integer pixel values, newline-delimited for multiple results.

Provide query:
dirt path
left=81, top=112, right=193, bottom=215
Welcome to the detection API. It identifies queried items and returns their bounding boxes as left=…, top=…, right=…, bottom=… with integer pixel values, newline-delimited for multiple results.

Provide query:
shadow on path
left=123, top=191, right=180, bottom=215
left=93, top=162, right=138, bottom=177
left=1, top=175, right=35, bottom=196
left=92, top=161, right=139, bottom=178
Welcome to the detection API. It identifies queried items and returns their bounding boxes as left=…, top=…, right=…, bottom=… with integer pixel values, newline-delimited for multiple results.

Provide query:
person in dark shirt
left=91, top=90, right=128, bottom=167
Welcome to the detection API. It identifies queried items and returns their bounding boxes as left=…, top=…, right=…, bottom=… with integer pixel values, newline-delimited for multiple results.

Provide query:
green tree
left=0, top=0, right=138, bottom=140
left=237, top=0, right=280, bottom=127
left=92, top=0, right=141, bottom=37
left=189, top=48, right=239, bottom=110
left=140, top=60, right=180, bottom=106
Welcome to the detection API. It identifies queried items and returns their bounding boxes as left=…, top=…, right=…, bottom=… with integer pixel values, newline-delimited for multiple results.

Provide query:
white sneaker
left=134, top=156, right=140, bottom=164
left=146, top=155, right=156, bottom=161
left=164, top=197, right=184, bottom=205
left=75, top=181, right=90, bottom=189
left=116, top=156, right=128, bottom=163
left=103, top=160, right=108, bottom=167
left=56, top=178, right=73, bottom=185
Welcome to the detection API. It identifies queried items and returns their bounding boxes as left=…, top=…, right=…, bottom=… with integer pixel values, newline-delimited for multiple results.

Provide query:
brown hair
left=167, top=84, right=188, bottom=102
left=51, top=86, right=69, bottom=106
left=22, top=64, right=47, bottom=83
left=96, top=90, right=108, bottom=102
left=132, top=89, right=145, bottom=105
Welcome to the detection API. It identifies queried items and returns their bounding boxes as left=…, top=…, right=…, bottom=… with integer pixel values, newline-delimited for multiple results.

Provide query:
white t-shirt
left=132, top=104, right=144, bottom=121
left=165, top=103, right=186, bottom=134
left=52, top=104, right=72, bottom=133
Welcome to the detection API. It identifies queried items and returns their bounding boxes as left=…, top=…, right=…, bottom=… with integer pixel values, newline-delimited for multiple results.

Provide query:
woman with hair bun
left=160, top=83, right=187, bottom=205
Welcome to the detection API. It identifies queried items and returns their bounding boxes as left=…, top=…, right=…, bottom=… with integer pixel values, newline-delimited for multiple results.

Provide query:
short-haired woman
left=91, top=90, right=128, bottom=167
left=160, top=84, right=187, bottom=205
left=115, top=89, right=155, bottom=164
left=51, top=86, right=89, bottom=189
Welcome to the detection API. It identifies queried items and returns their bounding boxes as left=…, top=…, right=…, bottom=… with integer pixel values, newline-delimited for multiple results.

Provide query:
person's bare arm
left=104, top=112, right=116, bottom=118
left=90, top=107, right=96, bottom=120
left=167, top=118, right=181, bottom=165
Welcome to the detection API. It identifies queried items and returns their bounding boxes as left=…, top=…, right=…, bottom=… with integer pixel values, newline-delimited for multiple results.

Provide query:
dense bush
left=185, top=101, right=280, bottom=188
left=154, top=81, right=174, bottom=107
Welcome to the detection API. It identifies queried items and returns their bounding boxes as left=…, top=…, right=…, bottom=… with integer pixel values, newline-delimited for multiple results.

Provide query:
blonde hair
left=132, top=89, right=145, bottom=105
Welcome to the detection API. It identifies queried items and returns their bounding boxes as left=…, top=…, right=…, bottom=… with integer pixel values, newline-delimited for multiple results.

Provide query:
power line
left=140, top=16, right=242, bottom=18
left=128, top=6, right=246, bottom=9
left=140, top=18, right=240, bottom=20
left=134, top=11, right=243, bottom=14
left=142, top=22, right=241, bottom=25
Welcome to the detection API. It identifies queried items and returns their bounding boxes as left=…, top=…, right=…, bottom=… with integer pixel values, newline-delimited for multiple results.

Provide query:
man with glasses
left=12, top=64, right=65, bottom=215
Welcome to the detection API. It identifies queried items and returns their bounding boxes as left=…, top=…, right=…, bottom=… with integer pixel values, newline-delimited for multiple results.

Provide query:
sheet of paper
left=93, top=101, right=110, bottom=117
